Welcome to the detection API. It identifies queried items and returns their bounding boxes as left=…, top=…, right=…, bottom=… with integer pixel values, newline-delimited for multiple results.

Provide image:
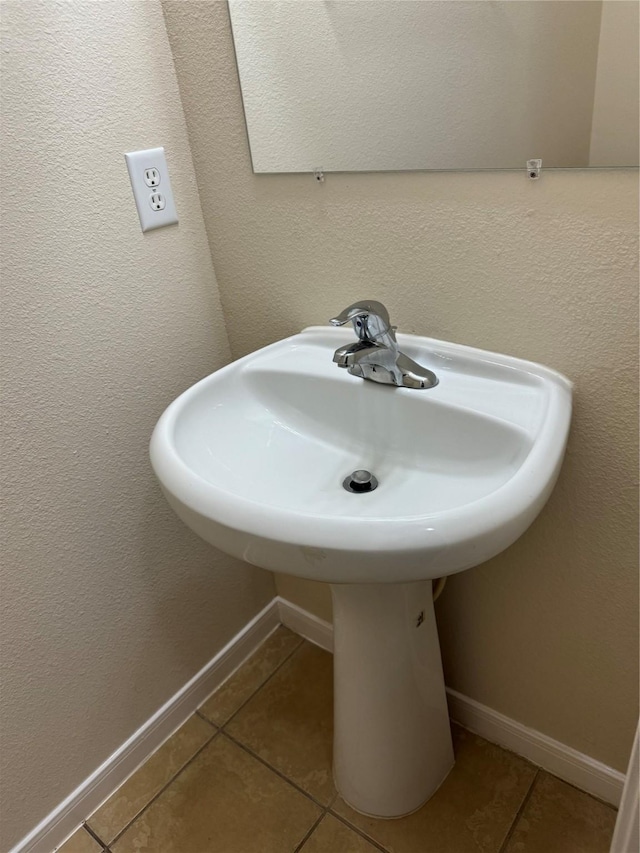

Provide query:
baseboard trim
left=276, top=596, right=333, bottom=652
left=11, top=599, right=280, bottom=853
left=276, top=597, right=624, bottom=807
left=446, top=688, right=624, bottom=807
left=12, top=594, right=625, bottom=852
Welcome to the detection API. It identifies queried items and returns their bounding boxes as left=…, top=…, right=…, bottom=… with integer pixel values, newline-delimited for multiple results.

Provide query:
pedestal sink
left=150, top=325, right=572, bottom=818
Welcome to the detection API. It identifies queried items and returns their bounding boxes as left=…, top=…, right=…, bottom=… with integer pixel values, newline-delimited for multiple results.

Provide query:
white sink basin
left=150, top=325, right=571, bottom=820
left=151, top=326, right=572, bottom=583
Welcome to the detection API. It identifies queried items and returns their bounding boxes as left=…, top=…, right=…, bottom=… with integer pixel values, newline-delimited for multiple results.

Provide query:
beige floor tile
left=56, top=827, right=103, bottom=853
left=111, top=734, right=322, bottom=853
left=503, top=771, right=617, bottom=853
left=226, top=641, right=335, bottom=805
left=333, top=725, right=537, bottom=853
left=88, top=714, right=214, bottom=843
left=300, top=814, right=382, bottom=853
left=199, top=626, right=302, bottom=726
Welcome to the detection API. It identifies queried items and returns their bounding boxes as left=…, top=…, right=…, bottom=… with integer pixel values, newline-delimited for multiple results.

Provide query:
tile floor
left=59, top=627, right=617, bottom=853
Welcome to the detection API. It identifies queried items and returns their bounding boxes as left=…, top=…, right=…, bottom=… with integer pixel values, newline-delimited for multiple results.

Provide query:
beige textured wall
left=164, top=1, right=639, bottom=773
left=0, top=3, right=274, bottom=848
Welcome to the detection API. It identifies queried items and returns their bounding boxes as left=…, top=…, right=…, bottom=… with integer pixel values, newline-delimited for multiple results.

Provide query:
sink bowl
left=150, top=325, right=572, bottom=819
left=151, top=326, right=572, bottom=583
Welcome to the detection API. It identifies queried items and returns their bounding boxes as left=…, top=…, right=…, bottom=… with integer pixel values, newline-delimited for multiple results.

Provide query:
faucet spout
left=329, top=300, right=397, bottom=348
left=329, top=299, right=390, bottom=329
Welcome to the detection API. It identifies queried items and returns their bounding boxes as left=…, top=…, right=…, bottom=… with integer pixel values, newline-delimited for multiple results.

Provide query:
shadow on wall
left=136, top=479, right=272, bottom=679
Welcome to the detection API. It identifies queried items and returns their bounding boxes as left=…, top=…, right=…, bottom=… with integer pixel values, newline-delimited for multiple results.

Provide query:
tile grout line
left=105, top=728, right=219, bottom=847
left=222, top=730, right=331, bottom=812
left=291, top=790, right=393, bottom=853
left=194, top=708, right=212, bottom=724
left=328, top=811, right=392, bottom=853
left=323, top=779, right=397, bottom=853
left=82, top=821, right=111, bottom=850
left=292, top=798, right=391, bottom=853
left=326, top=808, right=394, bottom=853
left=497, top=767, right=540, bottom=853
left=199, top=631, right=305, bottom=729
left=292, top=812, right=327, bottom=853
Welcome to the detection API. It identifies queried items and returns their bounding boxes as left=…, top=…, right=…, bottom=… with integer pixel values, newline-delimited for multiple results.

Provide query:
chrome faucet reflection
left=330, top=300, right=438, bottom=389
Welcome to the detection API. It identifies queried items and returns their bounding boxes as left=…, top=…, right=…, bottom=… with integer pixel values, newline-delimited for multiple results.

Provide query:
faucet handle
left=329, top=300, right=393, bottom=343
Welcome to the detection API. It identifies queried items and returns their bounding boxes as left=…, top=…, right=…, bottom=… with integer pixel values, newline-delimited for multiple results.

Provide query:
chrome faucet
left=329, top=300, right=438, bottom=389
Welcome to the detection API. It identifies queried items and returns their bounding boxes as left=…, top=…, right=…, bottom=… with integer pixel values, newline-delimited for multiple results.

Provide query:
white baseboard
left=276, top=597, right=625, bottom=807
left=12, top=595, right=626, bottom=853
left=446, top=688, right=625, bottom=807
left=276, top=596, right=333, bottom=652
left=11, top=599, right=280, bottom=853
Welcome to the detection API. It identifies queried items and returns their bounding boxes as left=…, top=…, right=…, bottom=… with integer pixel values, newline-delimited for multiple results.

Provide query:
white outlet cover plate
left=125, top=147, right=178, bottom=232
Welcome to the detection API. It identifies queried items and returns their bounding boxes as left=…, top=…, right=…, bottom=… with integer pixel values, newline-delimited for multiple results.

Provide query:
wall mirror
left=228, top=0, right=639, bottom=173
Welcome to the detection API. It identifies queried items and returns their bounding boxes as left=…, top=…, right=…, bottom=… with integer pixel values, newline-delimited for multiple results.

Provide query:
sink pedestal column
left=331, top=580, right=454, bottom=818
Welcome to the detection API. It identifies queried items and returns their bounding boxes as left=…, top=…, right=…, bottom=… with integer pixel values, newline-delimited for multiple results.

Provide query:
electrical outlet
left=149, top=193, right=166, bottom=211
left=124, top=147, right=178, bottom=232
left=144, top=167, right=160, bottom=188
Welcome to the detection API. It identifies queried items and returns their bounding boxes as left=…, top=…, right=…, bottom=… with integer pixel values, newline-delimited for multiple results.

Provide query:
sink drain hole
left=343, top=469, right=378, bottom=493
